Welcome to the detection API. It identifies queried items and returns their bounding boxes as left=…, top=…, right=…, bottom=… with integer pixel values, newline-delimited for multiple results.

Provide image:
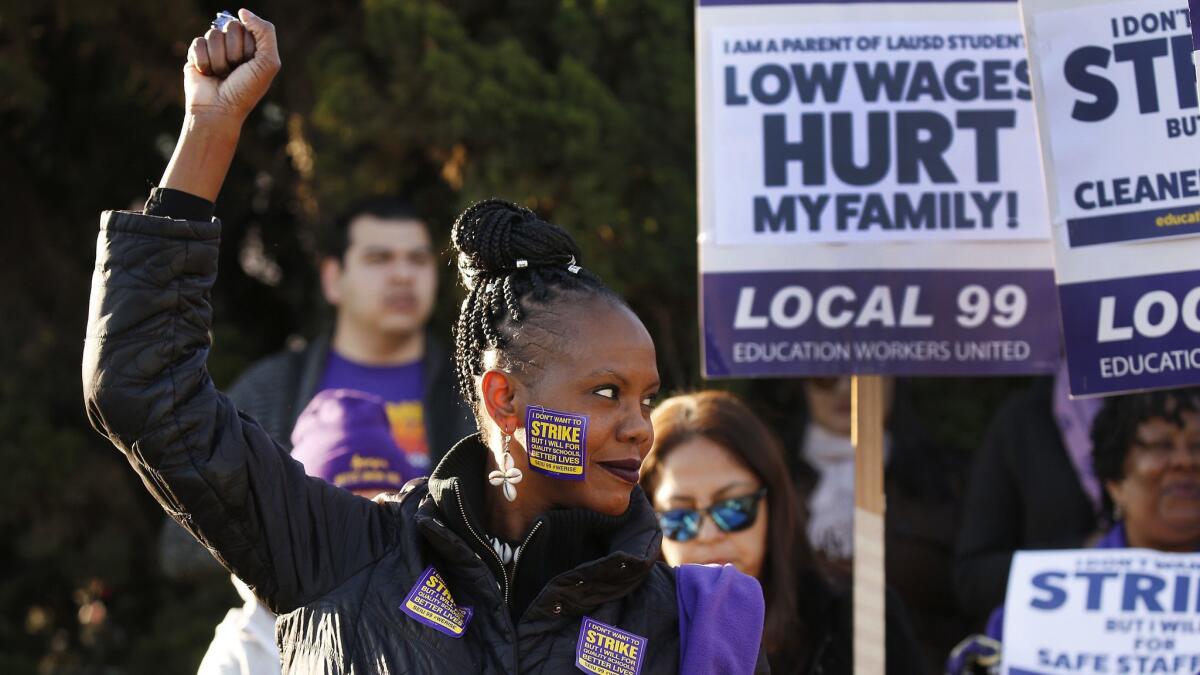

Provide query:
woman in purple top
left=949, top=388, right=1200, bottom=673
left=1090, top=388, right=1200, bottom=554
left=642, top=391, right=924, bottom=675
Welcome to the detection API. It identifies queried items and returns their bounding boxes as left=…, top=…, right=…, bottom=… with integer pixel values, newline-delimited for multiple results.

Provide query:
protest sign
left=1003, top=548, right=1200, bottom=675
left=1022, top=0, right=1200, bottom=396
left=697, top=0, right=1059, bottom=378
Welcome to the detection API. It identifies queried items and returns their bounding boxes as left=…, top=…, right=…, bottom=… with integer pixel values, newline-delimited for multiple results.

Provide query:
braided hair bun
left=451, top=199, right=583, bottom=290
left=450, top=199, right=617, bottom=406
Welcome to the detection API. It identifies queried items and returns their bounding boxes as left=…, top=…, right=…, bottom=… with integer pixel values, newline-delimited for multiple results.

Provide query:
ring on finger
left=211, top=10, right=237, bottom=30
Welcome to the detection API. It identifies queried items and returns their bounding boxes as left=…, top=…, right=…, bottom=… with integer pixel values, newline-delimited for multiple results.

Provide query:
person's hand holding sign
left=161, top=9, right=280, bottom=202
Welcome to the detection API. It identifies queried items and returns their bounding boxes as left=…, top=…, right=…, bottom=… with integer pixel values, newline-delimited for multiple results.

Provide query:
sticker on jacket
left=400, top=566, right=473, bottom=638
left=575, top=616, right=647, bottom=675
left=525, top=405, right=588, bottom=480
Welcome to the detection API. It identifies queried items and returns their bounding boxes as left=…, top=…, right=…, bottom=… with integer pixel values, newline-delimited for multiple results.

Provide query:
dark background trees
left=0, top=1, right=1026, bottom=671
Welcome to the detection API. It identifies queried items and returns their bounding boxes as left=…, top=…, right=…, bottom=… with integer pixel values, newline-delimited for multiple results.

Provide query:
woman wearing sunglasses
left=641, top=391, right=923, bottom=674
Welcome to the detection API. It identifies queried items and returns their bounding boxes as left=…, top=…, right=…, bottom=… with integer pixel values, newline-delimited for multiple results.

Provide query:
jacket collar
left=420, top=330, right=447, bottom=385
left=295, top=332, right=332, bottom=421
left=418, top=434, right=663, bottom=618
left=1097, top=522, right=1128, bottom=549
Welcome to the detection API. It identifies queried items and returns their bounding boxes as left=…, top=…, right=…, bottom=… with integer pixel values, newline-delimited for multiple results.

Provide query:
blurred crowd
left=170, top=198, right=1199, bottom=675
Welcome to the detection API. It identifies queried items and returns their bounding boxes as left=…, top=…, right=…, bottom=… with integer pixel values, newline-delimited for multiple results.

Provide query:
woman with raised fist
left=82, top=10, right=767, bottom=673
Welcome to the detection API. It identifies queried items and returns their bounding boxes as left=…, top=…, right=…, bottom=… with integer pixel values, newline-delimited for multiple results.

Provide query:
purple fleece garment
left=986, top=524, right=1130, bottom=639
left=290, top=389, right=419, bottom=492
left=1052, top=362, right=1104, bottom=514
left=676, top=563, right=765, bottom=674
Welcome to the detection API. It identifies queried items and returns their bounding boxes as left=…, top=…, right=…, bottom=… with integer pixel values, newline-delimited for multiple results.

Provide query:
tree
left=0, top=1, right=1024, bottom=670
left=302, top=0, right=701, bottom=385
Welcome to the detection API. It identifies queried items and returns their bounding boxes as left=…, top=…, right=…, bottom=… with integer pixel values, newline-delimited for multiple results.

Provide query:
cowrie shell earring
left=488, top=432, right=523, bottom=502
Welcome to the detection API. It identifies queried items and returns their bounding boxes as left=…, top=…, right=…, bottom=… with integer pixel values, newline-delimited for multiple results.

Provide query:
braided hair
left=451, top=199, right=622, bottom=411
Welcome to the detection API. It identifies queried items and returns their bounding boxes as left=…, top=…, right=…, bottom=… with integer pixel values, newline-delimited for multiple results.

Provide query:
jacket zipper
left=451, top=480, right=545, bottom=607
left=507, top=521, right=544, bottom=605
left=453, top=481, right=511, bottom=601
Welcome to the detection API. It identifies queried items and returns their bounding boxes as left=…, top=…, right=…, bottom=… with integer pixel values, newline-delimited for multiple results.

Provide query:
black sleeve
left=158, top=516, right=226, bottom=581
left=142, top=186, right=236, bottom=583
left=953, top=400, right=1024, bottom=623
left=143, top=187, right=215, bottom=222
left=83, top=210, right=395, bottom=614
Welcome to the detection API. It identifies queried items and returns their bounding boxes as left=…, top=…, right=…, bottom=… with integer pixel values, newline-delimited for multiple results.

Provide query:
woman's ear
left=480, top=369, right=521, bottom=434
left=1105, top=479, right=1126, bottom=518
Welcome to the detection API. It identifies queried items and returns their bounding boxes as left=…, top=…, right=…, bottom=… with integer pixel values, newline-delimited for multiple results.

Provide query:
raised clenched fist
left=184, top=8, right=281, bottom=122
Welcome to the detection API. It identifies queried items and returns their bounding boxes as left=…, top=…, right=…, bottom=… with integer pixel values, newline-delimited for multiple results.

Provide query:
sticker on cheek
left=524, top=405, right=588, bottom=480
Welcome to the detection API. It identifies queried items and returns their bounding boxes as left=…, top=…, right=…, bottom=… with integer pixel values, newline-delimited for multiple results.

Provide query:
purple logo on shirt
left=525, top=406, right=588, bottom=481
left=400, top=566, right=473, bottom=638
left=575, top=616, right=647, bottom=675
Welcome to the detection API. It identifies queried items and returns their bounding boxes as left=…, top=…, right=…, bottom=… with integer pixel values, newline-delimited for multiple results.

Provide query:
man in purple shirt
left=227, top=196, right=475, bottom=470
left=158, top=195, right=475, bottom=580
left=308, top=197, right=448, bottom=472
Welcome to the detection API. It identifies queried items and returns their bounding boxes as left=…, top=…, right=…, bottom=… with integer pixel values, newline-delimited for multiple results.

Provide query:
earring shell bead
left=488, top=451, right=523, bottom=502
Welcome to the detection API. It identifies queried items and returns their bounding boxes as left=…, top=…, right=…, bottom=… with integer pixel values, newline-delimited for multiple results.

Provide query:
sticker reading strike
left=400, top=567, right=473, bottom=638
left=575, top=617, right=647, bottom=675
left=525, top=406, right=588, bottom=480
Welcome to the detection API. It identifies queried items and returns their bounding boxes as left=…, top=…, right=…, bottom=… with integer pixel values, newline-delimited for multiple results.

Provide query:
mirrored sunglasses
left=656, top=488, right=768, bottom=543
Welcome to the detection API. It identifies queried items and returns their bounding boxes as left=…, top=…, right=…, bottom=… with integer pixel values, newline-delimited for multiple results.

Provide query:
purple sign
left=575, top=617, right=647, bottom=675
left=400, top=566, right=473, bottom=638
left=1059, top=269, right=1200, bottom=396
left=1192, top=0, right=1200, bottom=48
left=702, top=268, right=1060, bottom=377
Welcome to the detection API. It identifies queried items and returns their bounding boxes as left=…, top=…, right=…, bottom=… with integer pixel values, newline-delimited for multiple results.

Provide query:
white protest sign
left=712, top=21, right=1047, bottom=245
left=1003, top=548, right=1200, bottom=675
left=1021, top=0, right=1200, bottom=396
left=698, top=0, right=1059, bottom=378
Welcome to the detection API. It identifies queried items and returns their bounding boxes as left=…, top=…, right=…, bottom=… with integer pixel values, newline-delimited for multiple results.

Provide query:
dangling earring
left=1113, top=502, right=1124, bottom=521
left=488, top=430, right=523, bottom=502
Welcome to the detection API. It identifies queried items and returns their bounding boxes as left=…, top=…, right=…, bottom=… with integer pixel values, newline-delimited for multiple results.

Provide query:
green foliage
left=0, top=1, right=284, bottom=671
left=0, top=0, right=1037, bottom=670
left=305, top=0, right=699, bottom=382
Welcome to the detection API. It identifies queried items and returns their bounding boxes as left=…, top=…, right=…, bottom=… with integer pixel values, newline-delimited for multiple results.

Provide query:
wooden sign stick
left=853, top=374, right=886, bottom=675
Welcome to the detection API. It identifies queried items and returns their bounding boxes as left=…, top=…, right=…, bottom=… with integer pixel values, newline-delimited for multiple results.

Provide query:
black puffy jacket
left=83, top=210, right=763, bottom=673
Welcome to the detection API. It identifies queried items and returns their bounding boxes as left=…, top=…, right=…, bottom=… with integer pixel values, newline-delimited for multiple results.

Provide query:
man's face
left=322, top=216, right=437, bottom=337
